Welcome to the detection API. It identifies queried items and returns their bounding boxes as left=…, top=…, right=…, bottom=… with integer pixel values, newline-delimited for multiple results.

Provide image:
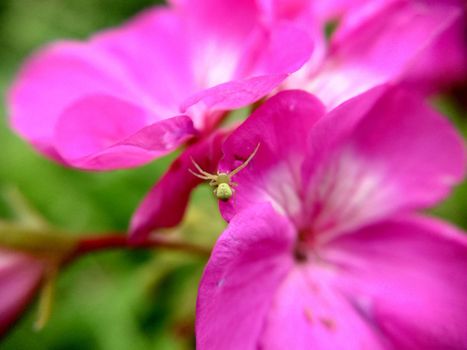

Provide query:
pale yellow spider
left=189, top=143, right=260, bottom=201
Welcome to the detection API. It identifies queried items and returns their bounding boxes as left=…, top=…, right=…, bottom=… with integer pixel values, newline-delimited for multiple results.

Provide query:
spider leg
left=190, top=157, right=216, bottom=178
left=209, top=179, right=217, bottom=186
left=231, top=181, right=238, bottom=187
left=229, top=143, right=260, bottom=177
left=188, top=169, right=214, bottom=180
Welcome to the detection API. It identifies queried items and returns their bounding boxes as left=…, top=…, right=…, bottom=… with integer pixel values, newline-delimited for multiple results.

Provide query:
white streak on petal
left=263, top=160, right=303, bottom=224
left=194, top=41, right=238, bottom=87
left=306, top=149, right=397, bottom=241
left=305, top=64, right=383, bottom=110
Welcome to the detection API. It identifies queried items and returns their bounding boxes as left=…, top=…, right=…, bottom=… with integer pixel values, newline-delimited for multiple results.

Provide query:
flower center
left=294, top=230, right=311, bottom=263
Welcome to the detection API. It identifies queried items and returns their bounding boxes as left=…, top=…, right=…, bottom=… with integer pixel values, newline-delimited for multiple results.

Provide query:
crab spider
left=189, top=143, right=260, bottom=201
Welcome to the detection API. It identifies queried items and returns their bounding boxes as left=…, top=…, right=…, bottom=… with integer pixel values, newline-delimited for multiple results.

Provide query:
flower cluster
left=4, top=0, right=467, bottom=348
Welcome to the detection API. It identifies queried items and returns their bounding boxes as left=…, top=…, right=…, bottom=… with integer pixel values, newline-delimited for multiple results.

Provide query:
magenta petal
left=10, top=3, right=313, bottom=168
left=181, top=75, right=286, bottom=114
left=310, top=1, right=462, bottom=108
left=53, top=95, right=196, bottom=170
left=129, top=130, right=227, bottom=241
left=219, top=90, right=325, bottom=222
left=181, top=22, right=313, bottom=113
left=257, top=0, right=312, bottom=21
left=176, top=0, right=313, bottom=117
left=403, top=11, right=467, bottom=91
left=196, top=203, right=295, bottom=349
left=311, top=0, right=384, bottom=22
left=326, top=215, right=467, bottom=349
left=8, top=41, right=134, bottom=160
left=8, top=8, right=194, bottom=165
left=91, top=8, right=196, bottom=109
left=175, top=0, right=259, bottom=44
left=0, top=251, right=43, bottom=335
left=302, top=86, right=465, bottom=239
left=260, top=267, right=385, bottom=350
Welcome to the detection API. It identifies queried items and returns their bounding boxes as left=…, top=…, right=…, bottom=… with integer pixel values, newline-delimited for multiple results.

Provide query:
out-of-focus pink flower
left=261, top=0, right=467, bottom=108
left=402, top=2, right=467, bottom=93
left=0, top=250, right=43, bottom=336
left=196, top=88, right=467, bottom=349
left=8, top=0, right=312, bottom=170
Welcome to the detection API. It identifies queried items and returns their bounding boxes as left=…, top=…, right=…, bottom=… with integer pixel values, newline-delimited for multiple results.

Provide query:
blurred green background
left=0, top=1, right=465, bottom=349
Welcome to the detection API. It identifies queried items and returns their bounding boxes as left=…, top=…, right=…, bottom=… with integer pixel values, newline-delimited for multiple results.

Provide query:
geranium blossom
left=128, top=0, right=466, bottom=240
left=0, top=250, right=44, bottom=335
left=196, top=87, right=467, bottom=349
left=8, top=0, right=312, bottom=170
left=262, top=0, right=467, bottom=108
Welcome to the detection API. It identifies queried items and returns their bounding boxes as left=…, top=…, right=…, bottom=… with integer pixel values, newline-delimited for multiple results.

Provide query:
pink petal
left=181, top=22, right=313, bottom=114
left=0, top=250, right=43, bottom=335
left=318, top=0, right=394, bottom=29
left=325, top=215, right=467, bottom=349
left=219, top=90, right=325, bottom=222
left=171, top=0, right=313, bottom=118
left=8, top=41, right=136, bottom=160
left=307, top=0, right=462, bottom=108
left=302, top=86, right=465, bottom=240
left=92, top=8, right=196, bottom=111
left=403, top=10, right=467, bottom=92
left=54, top=95, right=196, bottom=170
left=311, top=0, right=384, bottom=22
left=257, top=0, right=312, bottom=21
left=181, top=75, right=286, bottom=115
left=258, top=1, right=327, bottom=93
left=260, top=266, right=385, bottom=350
left=139, top=2, right=310, bottom=127
left=9, top=4, right=313, bottom=167
left=175, top=0, right=259, bottom=48
left=196, top=203, right=295, bottom=350
left=130, top=130, right=228, bottom=241
left=8, top=8, right=194, bottom=165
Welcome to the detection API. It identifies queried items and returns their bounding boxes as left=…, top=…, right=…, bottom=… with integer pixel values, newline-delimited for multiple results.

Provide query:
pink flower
left=0, top=250, right=44, bottom=336
left=196, top=87, right=467, bottom=349
left=262, top=0, right=467, bottom=108
left=8, top=0, right=312, bottom=170
left=128, top=0, right=466, bottom=240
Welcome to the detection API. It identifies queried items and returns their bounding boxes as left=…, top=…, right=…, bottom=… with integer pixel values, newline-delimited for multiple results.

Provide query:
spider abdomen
left=216, top=183, right=233, bottom=201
